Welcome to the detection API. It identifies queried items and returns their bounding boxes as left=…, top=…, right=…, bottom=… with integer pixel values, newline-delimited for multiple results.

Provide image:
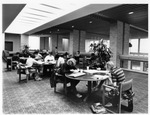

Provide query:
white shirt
left=44, top=55, right=56, bottom=64
left=56, top=57, right=65, bottom=67
left=26, top=57, right=43, bottom=67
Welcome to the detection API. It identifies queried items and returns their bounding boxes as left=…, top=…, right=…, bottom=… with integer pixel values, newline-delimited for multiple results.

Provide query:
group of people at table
left=15, top=48, right=125, bottom=99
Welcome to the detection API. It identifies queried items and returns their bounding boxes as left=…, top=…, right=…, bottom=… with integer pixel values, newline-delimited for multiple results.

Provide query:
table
left=65, top=69, right=109, bottom=101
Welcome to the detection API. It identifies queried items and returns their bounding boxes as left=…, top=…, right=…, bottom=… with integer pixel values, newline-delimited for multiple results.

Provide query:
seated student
left=12, top=52, right=20, bottom=69
left=26, top=54, right=44, bottom=81
left=34, top=50, right=43, bottom=61
left=58, top=58, right=82, bottom=98
left=74, top=51, right=80, bottom=64
left=96, top=61, right=126, bottom=90
left=56, top=54, right=66, bottom=68
left=44, top=52, right=56, bottom=64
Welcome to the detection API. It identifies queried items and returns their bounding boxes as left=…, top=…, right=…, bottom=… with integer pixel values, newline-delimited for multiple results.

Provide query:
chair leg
left=26, top=74, right=29, bottom=83
left=19, top=73, right=21, bottom=83
left=102, top=85, right=105, bottom=106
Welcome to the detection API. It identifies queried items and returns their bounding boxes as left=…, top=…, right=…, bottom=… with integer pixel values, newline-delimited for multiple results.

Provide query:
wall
left=5, top=33, right=20, bottom=53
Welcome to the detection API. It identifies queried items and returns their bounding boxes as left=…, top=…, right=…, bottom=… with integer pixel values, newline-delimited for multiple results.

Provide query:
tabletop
left=65, top=69, right=109, bottom=81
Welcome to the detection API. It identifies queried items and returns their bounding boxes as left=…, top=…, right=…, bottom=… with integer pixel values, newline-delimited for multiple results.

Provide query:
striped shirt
left=111, top=67, right=125, bottom=84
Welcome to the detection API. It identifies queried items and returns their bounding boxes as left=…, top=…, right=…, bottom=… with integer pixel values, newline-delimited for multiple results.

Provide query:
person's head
left=34, top=51, right=38, bottom=55
left=105, top=61, right=114, bottom=71
left=67, top=59, right=76, bottom=66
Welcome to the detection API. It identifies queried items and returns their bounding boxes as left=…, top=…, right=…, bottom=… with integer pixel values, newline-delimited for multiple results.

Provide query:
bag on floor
left=90, top=103, right=106, bottom=114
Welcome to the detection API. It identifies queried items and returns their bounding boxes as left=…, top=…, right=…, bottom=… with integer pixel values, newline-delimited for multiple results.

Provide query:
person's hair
left=34, top=51, right=38, bottom=54
left=106, top=61, right=114, bottom=68
left=67, top=59, right=76, bottom=66
left=49, top=52, right=53, bottom=55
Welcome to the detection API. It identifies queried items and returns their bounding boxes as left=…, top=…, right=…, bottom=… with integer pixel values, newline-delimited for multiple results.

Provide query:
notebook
left=68, top=72, right=86, bottom=78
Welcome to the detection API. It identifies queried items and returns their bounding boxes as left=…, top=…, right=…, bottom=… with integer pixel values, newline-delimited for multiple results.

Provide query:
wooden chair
left=17, top=63, right=37, bottom=83
left=52, top=64, right=69, bottom=94
left=102, top=79, right=135, bottom=113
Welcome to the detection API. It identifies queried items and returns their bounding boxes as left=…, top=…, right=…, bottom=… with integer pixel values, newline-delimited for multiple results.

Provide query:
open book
left=68, top=72, right=86, bottom=78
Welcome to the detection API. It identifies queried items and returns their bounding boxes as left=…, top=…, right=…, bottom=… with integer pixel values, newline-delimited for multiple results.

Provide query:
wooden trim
left=123, top=68, right=148, bottom=75
left=119, top=55, right=148, bottom=61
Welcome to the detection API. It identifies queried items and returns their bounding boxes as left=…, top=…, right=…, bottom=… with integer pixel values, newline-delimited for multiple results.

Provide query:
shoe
left=76, top=93, right=82, bottom=98
left=35, top=77, right=42, bottom=81
left=105, top=102, right=112, bottom=107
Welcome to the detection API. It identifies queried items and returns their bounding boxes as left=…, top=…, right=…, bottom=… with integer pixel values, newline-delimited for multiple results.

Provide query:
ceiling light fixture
left=72, top=25, right=74, bottom=28
left=128, top=11, right=134, bottom=14
left=89, top=21, right=92, bottom=23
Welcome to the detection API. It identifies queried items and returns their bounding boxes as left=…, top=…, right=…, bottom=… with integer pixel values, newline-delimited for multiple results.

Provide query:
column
left=21, top=34, right=29, bottom=51
left=109, top=21, right=123, bottom=67
left=80, top=30, right=86, bottom=52
left=123, top=23, right=130, bottom=68
left=69, top=30, right=79, bottom=55
left=51, top=34, right=58, bottom=53
left=40, top=37, right=49, bottom=50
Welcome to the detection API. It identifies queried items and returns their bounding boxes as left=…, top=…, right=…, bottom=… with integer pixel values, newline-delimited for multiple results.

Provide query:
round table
left=65, top=69, right=109, bottom=101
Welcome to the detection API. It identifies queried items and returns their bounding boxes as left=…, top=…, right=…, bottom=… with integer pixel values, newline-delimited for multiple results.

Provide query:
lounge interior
left=2, top=1, right=148, bottom=114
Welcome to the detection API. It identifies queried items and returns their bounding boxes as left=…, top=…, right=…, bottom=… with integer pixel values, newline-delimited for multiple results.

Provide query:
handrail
left=119, top=55, right=148, bottom=62
left=119, top=55, right=148, bottom=74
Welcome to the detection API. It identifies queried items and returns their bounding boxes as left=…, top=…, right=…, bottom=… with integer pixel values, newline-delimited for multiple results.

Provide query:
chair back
left=121, top=79, right=133, bottom=92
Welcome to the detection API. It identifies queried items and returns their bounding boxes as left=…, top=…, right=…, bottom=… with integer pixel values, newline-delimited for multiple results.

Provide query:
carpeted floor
left=2, top=63, right=148, bottom=114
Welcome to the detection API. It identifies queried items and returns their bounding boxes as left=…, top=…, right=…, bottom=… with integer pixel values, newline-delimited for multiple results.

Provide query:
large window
left=140, top=38, right=149, bottom=53
left=29, top=36, right=40, bottom=50
left=130, top=39, right=138, bottom=53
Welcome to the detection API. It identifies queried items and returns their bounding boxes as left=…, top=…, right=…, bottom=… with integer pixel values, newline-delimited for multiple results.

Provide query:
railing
left=119, top=55, right=148, bottom=74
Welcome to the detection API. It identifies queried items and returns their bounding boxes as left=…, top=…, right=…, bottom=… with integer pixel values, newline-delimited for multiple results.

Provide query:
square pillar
left=40, top=37, right=49, bottom=50
left=109, top=21, right=123, bottom=67
left=21, top=34, right=29, bottom=51
left=80, top=31, right=86, bottom=52
left=69, top=30, right=79, bottom=55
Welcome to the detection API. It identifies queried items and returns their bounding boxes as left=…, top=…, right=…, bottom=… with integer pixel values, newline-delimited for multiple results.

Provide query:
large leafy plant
left=90, top=39, right=112, bottom=69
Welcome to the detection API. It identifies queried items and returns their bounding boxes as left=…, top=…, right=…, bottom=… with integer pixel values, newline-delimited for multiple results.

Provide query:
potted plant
left=89, top=39, right=112, bottom=70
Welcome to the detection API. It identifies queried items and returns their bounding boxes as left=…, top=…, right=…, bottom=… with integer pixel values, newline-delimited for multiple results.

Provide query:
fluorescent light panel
left=5, top=1, right=89, bottom=34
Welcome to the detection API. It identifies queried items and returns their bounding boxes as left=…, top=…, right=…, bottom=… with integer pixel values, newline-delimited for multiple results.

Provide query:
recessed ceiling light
left=57, top=29, right=59, bottom=31
left=89, top=21, right=92, bottom=23
left=72, top=25, right=74, bottom=28
left=128, top=12, right=134, bottom=14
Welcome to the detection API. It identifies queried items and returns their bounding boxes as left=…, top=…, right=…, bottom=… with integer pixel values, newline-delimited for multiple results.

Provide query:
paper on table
left=68, top=72, right=86, bottom=78
left=84, top=70, right=109, bottom=74
left=92, top=75, right=109, bottom=80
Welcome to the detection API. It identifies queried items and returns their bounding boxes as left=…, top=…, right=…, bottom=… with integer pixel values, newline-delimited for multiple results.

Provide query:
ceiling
left=33, top=4, right=148, bottom=38
left=2, top=3, right=148, bottom=39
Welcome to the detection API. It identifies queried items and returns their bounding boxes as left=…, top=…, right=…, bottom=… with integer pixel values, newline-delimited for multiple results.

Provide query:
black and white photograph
left=1, top=0, right=149, bottom=114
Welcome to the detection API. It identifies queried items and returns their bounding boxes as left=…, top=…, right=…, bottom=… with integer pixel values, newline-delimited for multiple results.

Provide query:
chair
left=102, top=79, right=135, bottom=113
left=17, top=63, right=37, bottom=83
left=52, top=64, right=68, bottom=94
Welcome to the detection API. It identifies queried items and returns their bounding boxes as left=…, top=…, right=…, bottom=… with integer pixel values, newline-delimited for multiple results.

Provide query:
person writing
left=25, top=54, right=44, bottom=81
left=44, top=52, right=56, bottom=64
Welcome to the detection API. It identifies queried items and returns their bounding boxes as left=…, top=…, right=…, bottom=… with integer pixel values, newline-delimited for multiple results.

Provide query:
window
left=130, top=39, right=138, bottom=53
left=62, top=38, right=69, bottom=51
left=29, top=36, right=40, bottom=50
left=140, top=38, right=148, bottom=53
left=5, top=41, right=13, bottom=51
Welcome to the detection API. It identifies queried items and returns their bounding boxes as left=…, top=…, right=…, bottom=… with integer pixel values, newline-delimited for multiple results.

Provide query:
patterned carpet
left=2, top=64, right=148, bottom=114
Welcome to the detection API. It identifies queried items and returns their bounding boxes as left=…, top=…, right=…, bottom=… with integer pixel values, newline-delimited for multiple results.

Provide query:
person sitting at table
left=26, top=54, right=44, bottom=81
left=34, top=50, right=43, bottom=61
left=22, top=45, right=31, bottom=57
left=62, top=59, right=82, bottom=98
left=96, top=61, right=126, bottom=90
left=74, top=51, right=81, bottom=64
left=12, top=52, right=20, bottom=69
left=56, top=54, right=66, bottom=68
left=44, top=52, right=56, bottom=64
